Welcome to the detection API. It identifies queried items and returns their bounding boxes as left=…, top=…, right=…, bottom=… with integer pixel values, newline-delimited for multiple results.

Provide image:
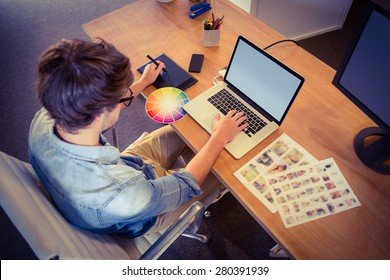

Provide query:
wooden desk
left=83, top=0, right=390, bottom=259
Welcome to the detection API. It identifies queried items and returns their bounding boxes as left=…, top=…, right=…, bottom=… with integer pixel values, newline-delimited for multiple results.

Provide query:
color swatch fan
left=145, top=87, right=189, bottom=123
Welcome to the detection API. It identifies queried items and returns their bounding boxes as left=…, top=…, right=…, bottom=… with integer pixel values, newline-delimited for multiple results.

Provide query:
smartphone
left=188, top=54, right=204, bottom=73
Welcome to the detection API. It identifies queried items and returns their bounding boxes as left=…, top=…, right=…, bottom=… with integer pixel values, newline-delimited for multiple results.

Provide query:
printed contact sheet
left=234, top=133, right=361, bottom=228
left=234, top=133, right=317, bottom=213
left=268, top=158, right=361, bottom=227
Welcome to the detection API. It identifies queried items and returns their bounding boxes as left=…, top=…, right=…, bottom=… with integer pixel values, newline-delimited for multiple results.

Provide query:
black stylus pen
left=146, top=54, right=167, bottom=72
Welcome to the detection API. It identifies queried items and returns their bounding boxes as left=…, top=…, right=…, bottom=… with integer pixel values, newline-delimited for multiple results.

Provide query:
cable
left=213, top=68, right=227, bottom=85
left=263, top=39, right=300, bottom=51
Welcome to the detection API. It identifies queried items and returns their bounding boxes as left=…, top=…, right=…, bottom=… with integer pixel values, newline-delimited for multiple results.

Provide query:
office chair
left=0, top=151, right=211, bottom=260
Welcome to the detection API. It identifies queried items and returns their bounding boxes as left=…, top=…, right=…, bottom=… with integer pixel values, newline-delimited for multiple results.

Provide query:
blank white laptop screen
left=225, top=38, right=303, bottom=123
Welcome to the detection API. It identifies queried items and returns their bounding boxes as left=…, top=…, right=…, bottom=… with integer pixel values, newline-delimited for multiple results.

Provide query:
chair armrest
left=139, top=201, right=205, bottom=260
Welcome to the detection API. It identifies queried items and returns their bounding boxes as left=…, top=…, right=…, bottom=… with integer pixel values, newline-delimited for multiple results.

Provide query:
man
left=29, top=39, right=247, bottom=237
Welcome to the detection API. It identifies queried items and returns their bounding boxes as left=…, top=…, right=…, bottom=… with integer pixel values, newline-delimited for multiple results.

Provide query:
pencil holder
left=203, top=29, right=220, bottom=47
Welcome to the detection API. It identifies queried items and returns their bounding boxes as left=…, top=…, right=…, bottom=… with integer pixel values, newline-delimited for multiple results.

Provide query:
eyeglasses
left=118, top=87, right=134, bottom=107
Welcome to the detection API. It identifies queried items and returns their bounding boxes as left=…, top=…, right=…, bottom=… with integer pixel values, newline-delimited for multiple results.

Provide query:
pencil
left=146, top=54, right=167, bottom=72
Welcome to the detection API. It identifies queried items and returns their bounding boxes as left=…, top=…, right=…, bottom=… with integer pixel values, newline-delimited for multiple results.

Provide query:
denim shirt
left=28, top=108, right=202, bottom=237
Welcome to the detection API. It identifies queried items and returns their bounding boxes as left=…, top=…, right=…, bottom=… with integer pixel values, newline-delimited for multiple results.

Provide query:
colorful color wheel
left=145, top=87, right=189, bottom=123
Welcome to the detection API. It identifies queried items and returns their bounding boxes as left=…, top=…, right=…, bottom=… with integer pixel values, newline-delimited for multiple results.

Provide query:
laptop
left=183, top=35, right=305, bottom=159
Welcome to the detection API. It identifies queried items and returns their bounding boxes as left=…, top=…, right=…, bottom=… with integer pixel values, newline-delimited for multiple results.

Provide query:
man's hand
left=139, top=60, right=166, bottom=87
left=129, top=61, right=166, bottom=96
left=211, top=110, right=248, bottom=144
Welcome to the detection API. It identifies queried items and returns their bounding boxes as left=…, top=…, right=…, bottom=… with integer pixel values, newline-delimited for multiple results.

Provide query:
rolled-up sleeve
left=113, top=156, right=202, bottom=221
left=145, top=170, right=202, bottom=216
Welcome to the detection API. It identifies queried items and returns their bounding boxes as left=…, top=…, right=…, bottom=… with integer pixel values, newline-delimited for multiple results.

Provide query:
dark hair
left=37, top=39, right=133, bottom=133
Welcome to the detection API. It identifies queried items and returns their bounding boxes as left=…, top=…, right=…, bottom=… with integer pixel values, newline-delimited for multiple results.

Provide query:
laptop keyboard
left=207, top=89, right=267, bottom=137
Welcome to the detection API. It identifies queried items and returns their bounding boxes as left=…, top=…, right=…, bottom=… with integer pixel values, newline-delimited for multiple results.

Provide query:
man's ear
left=94, top=112, right=102, bottom=122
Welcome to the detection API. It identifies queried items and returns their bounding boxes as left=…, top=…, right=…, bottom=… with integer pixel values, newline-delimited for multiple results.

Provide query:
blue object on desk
left=189, top=6, right=211, bottom=19
left=190, top=2, right=210, bottom=12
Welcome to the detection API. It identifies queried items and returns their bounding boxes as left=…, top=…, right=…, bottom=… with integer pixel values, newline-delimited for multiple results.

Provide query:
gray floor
left=0, top=0, right=366, bottom=260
